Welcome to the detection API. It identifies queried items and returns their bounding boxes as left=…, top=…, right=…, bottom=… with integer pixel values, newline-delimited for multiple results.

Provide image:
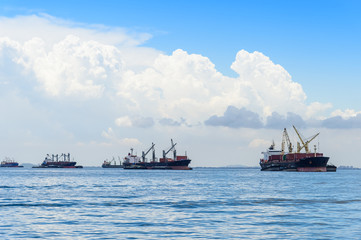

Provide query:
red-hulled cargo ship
left=259, top=126, right=330, bottom=172
left=123, top=140, right=192, bottom=170
left=1, top=158, right=23, bottom=167
left=33, top=153, right=83, bottom=168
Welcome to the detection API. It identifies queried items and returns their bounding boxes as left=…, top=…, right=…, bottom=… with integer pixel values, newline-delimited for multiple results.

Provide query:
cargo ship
left=33, top=153, right=83, bottom=168
left=102, top=157, right=122, bottom=168
left=1, top=157, right=23, bottom=167
left=123, top=140, right=192, bottom=170
left=259, top=126, right=330, bottom=172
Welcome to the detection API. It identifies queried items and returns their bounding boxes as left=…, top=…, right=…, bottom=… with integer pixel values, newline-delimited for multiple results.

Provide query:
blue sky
left=1, top=1, right=361, bottom=167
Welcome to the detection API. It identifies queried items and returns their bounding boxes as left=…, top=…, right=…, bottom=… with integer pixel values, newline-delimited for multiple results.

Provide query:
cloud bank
left=205, top=106, right=263, bottom=128
left=204, top=106, right=361, bottom=129
left=1, top=14, right=360, bottom=169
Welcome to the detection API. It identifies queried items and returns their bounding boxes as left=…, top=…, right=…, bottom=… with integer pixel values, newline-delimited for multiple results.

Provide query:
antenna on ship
left=318, top=139, right=320, bottom=152
left=152, top=147, right=156, bottom=162
left=314, top=145, right=317, bottom=157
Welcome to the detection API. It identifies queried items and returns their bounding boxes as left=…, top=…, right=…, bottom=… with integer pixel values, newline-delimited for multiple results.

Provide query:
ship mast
left=293, top=125, right=319, bottom=153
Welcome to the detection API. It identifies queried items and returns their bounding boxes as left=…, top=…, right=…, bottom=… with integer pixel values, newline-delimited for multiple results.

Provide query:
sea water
left=1, top=167, right=361, bottom=239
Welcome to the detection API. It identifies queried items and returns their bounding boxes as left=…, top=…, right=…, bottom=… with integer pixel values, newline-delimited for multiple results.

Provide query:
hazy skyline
left=1, top=1, right=361, bottom=167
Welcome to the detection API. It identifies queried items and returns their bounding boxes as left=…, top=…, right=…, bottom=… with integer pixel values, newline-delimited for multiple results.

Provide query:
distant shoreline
left=338, top=166, right=361, bottom=170
left=7, top=165, right=361, bottom=170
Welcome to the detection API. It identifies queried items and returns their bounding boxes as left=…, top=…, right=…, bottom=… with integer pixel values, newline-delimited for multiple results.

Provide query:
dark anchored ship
left=33, top=153, right=83, bottom=168
left=1, top=157, right=23, bottom=167
left=259, top=126, right=334, bottom=172
left=102, top=157, right=123, bottom=168
left=123, top=139, right=192, bottom=170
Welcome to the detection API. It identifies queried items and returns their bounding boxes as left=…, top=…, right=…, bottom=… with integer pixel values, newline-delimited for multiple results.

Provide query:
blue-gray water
left=1, top=167, right=361, bottom=239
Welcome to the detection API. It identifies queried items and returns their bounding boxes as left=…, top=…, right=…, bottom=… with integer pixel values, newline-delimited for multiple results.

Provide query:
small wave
left=0, top=202, right=76, bottom=207
left=251, top=198, right=361, bottom=205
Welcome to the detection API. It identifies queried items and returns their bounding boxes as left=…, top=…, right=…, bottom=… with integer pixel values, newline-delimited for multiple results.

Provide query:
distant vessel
left=123, top=140, right=192, bottom=170
left=33, top=153, right=83, bottom=168
left=1, top=157, right=23, bottom=167
left=260, top=126, right=330, bottom=172
left=102, top=157, right=123, bottom=168
left=326, top=164, right=337, bottom=172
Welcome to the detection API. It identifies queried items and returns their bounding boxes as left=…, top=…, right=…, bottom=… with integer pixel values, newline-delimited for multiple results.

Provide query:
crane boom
left=299, top=133, right=320, bottom=153
left=142, top=143, right=155, bottom=162
left=293, top=125, right=305, bottom=149
left=293, top=125, right=319, bottom=153
left=163, top=139, right=177, bottom=159
left=282, top=128, right=293, bottom=153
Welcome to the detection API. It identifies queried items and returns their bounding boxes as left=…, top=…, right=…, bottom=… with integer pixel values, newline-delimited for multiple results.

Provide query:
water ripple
left=1, top=168, right=361, bottom=239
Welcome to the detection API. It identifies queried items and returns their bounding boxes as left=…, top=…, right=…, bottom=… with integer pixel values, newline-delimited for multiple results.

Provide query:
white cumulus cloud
left=117, top=48, right=332, bottom=125
left=101, top=128, right=141, bottom=146
left=248, top=138, right=271, bottom=148
left=230, top=50, right=308, bottom=117
left=115, top=116, right=132, bottom=127
left=331, top=109, right=361, bottom=119
left=22, top=35, right=124, bottom=98
left=0, top=15, right=335, bottom=127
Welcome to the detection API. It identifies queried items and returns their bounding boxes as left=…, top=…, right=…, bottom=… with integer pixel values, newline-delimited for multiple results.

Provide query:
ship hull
left=260, top=156, right=329, bottom=172
left=296, top=157, right=329, bottom=172
left=33, top=161, right=82, bottom=168
left=1, top=163, right=23, bottom=167
left=33, top=165, right=83, bottom=168
left=102, top=164, right=123, bottom=168
left=123, top=159, right=192, bottom=170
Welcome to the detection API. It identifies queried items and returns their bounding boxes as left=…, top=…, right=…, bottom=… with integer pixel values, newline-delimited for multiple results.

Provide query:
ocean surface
left=1, top=167, right=361, bottom=239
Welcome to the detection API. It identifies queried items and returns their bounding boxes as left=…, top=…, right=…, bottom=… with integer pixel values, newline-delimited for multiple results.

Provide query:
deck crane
left=109, top=156, right=116, bottom=165
left=281, top=128, right=293, bottom=153
left=293, top=125, right=319, bottom=153
left=142, top=143, right=155, bottom=162
left=163, top=139, right=177, bottom=161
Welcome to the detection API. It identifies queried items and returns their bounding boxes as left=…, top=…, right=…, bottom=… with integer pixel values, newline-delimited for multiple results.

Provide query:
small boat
left=33, top=153, right=83, bottom=168
left=326, top=164, right=337, bottom=172
left=1, top=157, right=23, bottom=167
left=102, top=157, right=123, bottom=168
